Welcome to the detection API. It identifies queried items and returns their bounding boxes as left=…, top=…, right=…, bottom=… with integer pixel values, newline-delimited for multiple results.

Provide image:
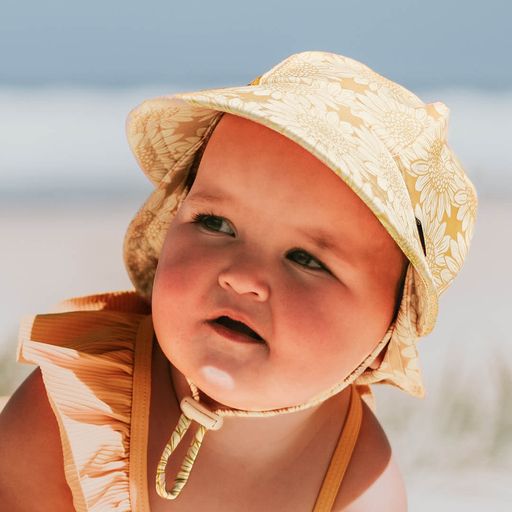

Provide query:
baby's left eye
left=288, top=249, right=328, bottom=272
left=191, top=212, right=234, bottom=235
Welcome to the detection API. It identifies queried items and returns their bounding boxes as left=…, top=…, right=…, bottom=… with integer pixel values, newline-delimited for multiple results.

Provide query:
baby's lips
left=215, top=316, right=264, bottom=342
left=208, top=308, right=267, bottom=343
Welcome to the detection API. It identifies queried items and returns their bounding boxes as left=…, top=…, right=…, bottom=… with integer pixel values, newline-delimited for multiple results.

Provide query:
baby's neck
left=169, top=363, right=352, bottom=472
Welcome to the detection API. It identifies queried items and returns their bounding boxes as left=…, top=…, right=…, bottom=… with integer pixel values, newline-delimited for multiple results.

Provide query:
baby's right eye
left=287, top=249, right=329, bottom=273
left=191, top=212, right=234, bottom=235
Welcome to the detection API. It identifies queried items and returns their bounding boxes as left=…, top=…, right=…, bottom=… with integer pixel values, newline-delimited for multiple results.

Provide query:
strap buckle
left=180, top=396, right=224, bottom=430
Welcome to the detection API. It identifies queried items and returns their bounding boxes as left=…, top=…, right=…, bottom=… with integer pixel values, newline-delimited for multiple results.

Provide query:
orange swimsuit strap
left=312, top=384, right=363, bottom=511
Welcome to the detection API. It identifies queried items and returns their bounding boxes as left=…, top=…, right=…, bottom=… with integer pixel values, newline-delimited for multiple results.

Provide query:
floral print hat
left=123, top=50, right=478, bottom=500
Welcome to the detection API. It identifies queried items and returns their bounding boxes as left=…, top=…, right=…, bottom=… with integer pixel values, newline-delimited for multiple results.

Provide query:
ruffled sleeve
left=16, top=290, right=153, bottom=512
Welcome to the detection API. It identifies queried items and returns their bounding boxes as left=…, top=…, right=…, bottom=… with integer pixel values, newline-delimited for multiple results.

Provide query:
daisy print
left=414, top=203, right=451, bottom=292
left=269, top=51, right=423, bottom=109
left=263, top=51, right=366, bottom=86
left=402, top=127, right=467, bottom=224
left=351, top=125, right=418, bottom=243
left=256, top=92, right=363, bottom=170
left=454, top=175, right=479, bottom=242
left=129, top=103, right=215, bottom=180
left=350, top=91, right=431, bottom=156
left=443, top=232, right=468, bottom=285
left=249, top=79, right=357, bottom=109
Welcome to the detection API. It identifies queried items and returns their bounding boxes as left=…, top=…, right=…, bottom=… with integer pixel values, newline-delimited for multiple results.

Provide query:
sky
left=1, top=0, right=510, bottom=89
left=0, top=0, right=510, bottom=198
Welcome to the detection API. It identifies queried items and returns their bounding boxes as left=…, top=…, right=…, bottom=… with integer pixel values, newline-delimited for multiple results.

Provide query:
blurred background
left=1, top=1, right=511, bottom=510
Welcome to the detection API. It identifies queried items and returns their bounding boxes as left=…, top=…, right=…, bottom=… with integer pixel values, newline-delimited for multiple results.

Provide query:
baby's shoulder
left=334, top=399, right=407, bottom=511
left=0, top=367, right=74, bottom=511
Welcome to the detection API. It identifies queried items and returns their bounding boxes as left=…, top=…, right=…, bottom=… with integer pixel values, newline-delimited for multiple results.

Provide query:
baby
left=0, top=51, right=477, bottom=512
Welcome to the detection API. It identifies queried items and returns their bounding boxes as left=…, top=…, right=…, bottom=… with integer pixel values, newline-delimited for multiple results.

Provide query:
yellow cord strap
left=156, top=398, right=223, bottom=500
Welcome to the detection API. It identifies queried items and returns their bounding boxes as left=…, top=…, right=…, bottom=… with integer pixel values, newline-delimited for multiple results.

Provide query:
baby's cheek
left=153, top=246, right=200, bottom=310
left=275, top=292, right=366, bottom=384
left=280, top=288, right=338, bottom=342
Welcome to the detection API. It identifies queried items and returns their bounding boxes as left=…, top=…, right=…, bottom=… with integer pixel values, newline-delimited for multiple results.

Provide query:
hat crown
left=258, top=51, right=425, bottom=107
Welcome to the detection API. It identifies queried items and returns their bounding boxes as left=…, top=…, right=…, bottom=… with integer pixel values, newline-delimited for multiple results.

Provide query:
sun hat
left=123, top=50, right=478, bottom=499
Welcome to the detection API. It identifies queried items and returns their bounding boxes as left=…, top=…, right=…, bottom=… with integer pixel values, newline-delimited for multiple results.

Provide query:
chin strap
left=156, top=322, right=395, bottom=500
left=155, top=396, right=224, bottom=499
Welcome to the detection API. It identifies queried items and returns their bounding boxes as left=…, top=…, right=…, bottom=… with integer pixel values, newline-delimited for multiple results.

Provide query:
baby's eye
left=191, top=212, right=234, bottom=235
left=288, top=249, right=328, bottom=272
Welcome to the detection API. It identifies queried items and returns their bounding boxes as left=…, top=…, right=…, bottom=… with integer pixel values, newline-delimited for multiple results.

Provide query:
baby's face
left=152, top=113, right=407, bottom=411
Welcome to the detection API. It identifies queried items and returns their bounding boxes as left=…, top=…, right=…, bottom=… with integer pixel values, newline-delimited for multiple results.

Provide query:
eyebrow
left=187, top=191, right=232, bottom=205
left=187, top=191, right=346, bottom=257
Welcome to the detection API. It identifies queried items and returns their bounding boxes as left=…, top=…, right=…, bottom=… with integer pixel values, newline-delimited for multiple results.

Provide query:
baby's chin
left=190, top=367, right=318, bottom=412
left=192, top=368, right=265, bottom=411
left=166, top=344, right=343, bottom=412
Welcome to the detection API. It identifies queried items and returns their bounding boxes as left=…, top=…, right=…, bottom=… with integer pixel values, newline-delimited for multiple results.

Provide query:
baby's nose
left=217, top=262, right=270, bottom=301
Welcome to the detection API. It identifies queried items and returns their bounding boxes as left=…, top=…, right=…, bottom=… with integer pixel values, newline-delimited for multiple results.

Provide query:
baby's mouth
left=212, top=316, right=265, bottom=343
